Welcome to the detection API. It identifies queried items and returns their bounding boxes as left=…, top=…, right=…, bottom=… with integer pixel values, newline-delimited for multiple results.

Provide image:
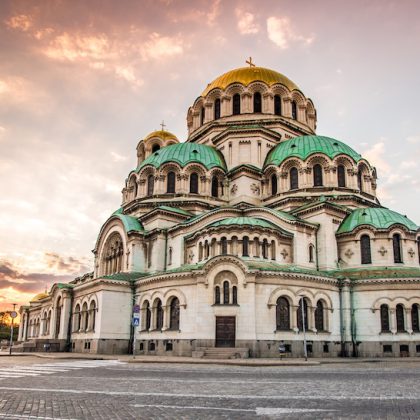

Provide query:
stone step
left=193, top=347, right=249, bottom=359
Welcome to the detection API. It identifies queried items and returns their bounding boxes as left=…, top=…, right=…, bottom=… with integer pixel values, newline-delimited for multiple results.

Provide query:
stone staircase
left=192, top=347, right=249, bottom=359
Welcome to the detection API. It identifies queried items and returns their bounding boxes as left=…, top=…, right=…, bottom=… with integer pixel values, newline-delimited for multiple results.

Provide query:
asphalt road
left=0, top=357, right=420, bottom=419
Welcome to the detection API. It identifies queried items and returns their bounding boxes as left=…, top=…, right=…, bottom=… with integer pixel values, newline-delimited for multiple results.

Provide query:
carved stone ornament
left=188, top=250, right=194, bottom=263
left=250, top=183, right=260, bottom=195
left=230, top=184, right=238, bottom=195
left=344, top=249, right=354, bottom=259
left=408, top=248, right=415, bottom=258
left=280, top=249, right=289, bottom=260
left=378, top=246, right=387, bottom=256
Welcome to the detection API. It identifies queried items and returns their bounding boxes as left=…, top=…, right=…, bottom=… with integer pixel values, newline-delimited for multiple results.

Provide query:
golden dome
left=30, top=292, right=49, bottom=302
left=202, top=66, right=299, bottom=97
left=144, top=130, right=178, bottom=142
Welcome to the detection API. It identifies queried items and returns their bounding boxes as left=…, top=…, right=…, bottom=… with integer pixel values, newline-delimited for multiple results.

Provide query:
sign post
left=132, top=304, right=140, bottom=358
left=9, top=304, right=17, bottom=356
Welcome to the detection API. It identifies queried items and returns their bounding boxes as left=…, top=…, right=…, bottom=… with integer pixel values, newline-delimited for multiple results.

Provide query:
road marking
left=132, top=403, right=254, bottom=412
left=0, top=360, right=126, bottom=381
left=0, top=413, right=81, bottom=420
left=256, top=407, right=337, bottom=415
left=0, top=386, right=418, bottom=401
left=131, top=404, right=337, bottom=415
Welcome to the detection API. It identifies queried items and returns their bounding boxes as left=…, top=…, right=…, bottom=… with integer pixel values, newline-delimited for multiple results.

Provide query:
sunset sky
left=1, top=0, right=420, bottom=311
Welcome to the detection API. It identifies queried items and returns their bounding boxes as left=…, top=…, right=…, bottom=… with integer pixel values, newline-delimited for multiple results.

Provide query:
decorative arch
left=268, top=287, right=297, bottom=307
left=163, top=289, right=187, bottom=307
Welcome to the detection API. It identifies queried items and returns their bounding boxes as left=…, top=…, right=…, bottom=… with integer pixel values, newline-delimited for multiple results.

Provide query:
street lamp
left=9, top=303, right=17, bottom=356
left=298, top=295, right=308, bottom=362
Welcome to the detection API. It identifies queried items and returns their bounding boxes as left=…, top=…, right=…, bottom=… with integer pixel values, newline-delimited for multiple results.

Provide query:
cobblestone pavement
left=0, top=357, right=420, bottom=419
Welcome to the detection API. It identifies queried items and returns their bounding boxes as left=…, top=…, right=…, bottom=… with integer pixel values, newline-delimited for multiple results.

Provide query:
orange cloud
left=140, top=32, right=185, bottom=61
left=267, top=16, right=314, bottom=49
left=5, top=14, right=33, bottom=32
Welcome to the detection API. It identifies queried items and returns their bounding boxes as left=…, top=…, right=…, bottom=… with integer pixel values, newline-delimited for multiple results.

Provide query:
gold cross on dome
left=160, top=120, right=166, bottom=131
left=246, top=57, right=256, bottom=67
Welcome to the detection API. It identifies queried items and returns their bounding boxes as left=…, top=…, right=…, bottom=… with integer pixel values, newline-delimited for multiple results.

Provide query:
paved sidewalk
left=2, top=350, right=420, bottom=366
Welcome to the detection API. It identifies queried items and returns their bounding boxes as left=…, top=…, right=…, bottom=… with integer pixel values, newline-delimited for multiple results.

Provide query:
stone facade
left=18, top=65, right=420, bottom=358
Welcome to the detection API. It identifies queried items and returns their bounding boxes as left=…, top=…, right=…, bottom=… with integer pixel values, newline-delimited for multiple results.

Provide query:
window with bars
left=253, top=92, right=262, bottom=113
left=274, top=95, right=281, bottom=115
left=276, top=297, right=290, bottom=330
left=167, top=171, right=176, bottom=193
left=147, top=174, right=154, bottom=196
left=396, top=304, right=405, bottom=332
left=313, top=165, right=323, bottom=187
left=214, top=98, right=221, bottom=120
left=337, top=165, right=346, bottom=187
left=315, top=301, right=324, bottom=331
left=380, top=304, right=390, bottom=332
left=190, top=173, right=199, bottom=194
left=290, top=167, right=299, bottom=190
left=232, top=94, right=241, bottom=115
left=271, top=174, right=278, bottom=195
left=393, top=234, right=403, bottom=263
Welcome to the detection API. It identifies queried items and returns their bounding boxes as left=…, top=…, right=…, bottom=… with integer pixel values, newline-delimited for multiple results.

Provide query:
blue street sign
left=132, top=317, right=140, bottom=327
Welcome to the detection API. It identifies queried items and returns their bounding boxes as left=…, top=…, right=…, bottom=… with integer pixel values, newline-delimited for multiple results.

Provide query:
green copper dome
left=136, top=143, right=226, bottom=172
left=209, top=217, right=278, bottom=229
left=337, top=207, right=418, bottom=234
left=264, top=135, right=362, bottom=167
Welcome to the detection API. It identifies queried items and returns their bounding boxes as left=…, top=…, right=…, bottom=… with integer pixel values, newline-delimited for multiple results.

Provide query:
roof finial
left=246, top=57, right=255, bottom=68
left=160, top=120, right=166, bottom=131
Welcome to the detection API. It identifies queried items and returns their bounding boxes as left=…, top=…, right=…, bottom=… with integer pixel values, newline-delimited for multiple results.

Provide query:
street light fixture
left=9, top=303, right=17, bottom=356
left=298, top=295, right=308, bottom=362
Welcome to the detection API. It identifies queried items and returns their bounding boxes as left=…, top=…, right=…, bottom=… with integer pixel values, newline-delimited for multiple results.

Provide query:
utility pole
left=9, top=303, right=17, bottom=356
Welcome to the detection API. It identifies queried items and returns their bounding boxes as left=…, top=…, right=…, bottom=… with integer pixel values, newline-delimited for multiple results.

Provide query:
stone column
left=58, top=291, right=72, bottom=340
left=283, top=97, right=292, bottom=118
left=389, top=309, right=396, bottom=334
left=204, top=102, right=213, bottom=123
left=263, top=92, right=274, bottom=114
left=221, top=95, right=230, bottom=117
left=341, top=279, right=352, bottom=351
left=406, top=308, right=413, bottom=334
left=291, top=305, right=298, bottom=331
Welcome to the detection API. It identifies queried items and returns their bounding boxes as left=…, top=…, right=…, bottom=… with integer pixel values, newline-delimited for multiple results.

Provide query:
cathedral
left=17, top=63, right=420, bottom=358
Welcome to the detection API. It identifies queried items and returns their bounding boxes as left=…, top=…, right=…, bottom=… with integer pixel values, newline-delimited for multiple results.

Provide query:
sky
left=1, top=0, right=420, bottom=311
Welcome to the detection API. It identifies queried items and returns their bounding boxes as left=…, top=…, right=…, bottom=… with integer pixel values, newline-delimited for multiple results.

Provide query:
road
left=0, top=356, right=419, bottom=419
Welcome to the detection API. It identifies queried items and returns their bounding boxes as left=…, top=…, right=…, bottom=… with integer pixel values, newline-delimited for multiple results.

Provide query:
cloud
left=363, top=141, right=390, bottom=174
left=266, top=16, right=314, bottom=49
left=5, top=14, right=33, bottom=32
left=407, top=135, right=420, bottom=144
left=140, top=32, right=184, bottom=61
left=110, top=151, right=128, bottom=162
left=236, top=9, right=259, bottom=35
left=43, top=33, right=111, bottom=62
left=114, top=65, right=143, bottom=88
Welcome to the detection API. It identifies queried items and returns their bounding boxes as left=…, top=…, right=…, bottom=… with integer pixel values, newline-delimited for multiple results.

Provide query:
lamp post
left=299, top=296, right=308, bottom=362
left=9, top=303, right=17, bottom=356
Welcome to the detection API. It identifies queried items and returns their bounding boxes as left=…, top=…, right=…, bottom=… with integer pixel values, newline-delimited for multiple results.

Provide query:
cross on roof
left=246, top=57, right=256, bottom=67
left=160, top=120, right=166, bottom=131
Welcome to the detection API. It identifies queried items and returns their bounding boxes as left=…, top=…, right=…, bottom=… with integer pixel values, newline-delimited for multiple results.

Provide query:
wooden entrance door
left=215, top=316, right=235, bottom=347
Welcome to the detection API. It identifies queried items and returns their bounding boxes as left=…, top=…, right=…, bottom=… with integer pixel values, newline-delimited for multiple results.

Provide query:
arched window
left=147, top=174, right=154, bottom=196
left=168, top=247, right=173, bottom=265
left=253, top=92, right=262, bottom=113
left=223, top=281, right=230, bottom=304
left=200, top=106, right=205, bottom=126
left=152, top=144, right=160, bottom=153
left=262, top=239, right=268, bottom=259
left=169, top=297, right=180, bottom=330
left=271, top=174, right=278, bottom=195
left=232, top=286, right=238, bottom=304
left=418, top=237, right=420, bottom=265
left=82, top=302, right=89, bottom=331
left=198, top=242, right=203, bottom=261
left=156, top=300, right=163, bottom=330
left=129, top=177, right=138, bottom=199
left=291, top=100, right=297, bottom=120
left=242, top=236, right=249, bottom=257
left=74, top=304, right=81, bottom=332
left=313, top=164, right=323, bottom=187
left=204, top=241, right=210, bottom=259
left=290, top=167, right=298, bottom=190
left=271, top=240, right=276, bottom=260
left=221, top=237, right=228, bottom=255
left=360, top=235, right=372, bottom=264
left=393, top=234, right=403, bottom=263
left=232, top=93, right=241, bottom=115
left=55, top=297, right=62, bottom=338
left=396, top=304, right=405, bottom=332
left=102, top=232, right=124, bottom=276
left=167, top=171, right=176, bottom=193
left=89, top=301, right=96, bottom=332
left=412, top=304, right=419, bottom=332
left=215, top=286, right=220, bottom=304
left=297, top=298, right=308, bottom=331
left=214, top=98, right=221, bottom=120
left=309, top=245, right=314, bottom=263
left=337, top=165, right=346, bottom=187
left=145, top=301, right=151, bottom=330
left=211, top=176, right=219, bottom=198
left=315, top=301, right=324, bottom=331
left=190, top=172, right=199, bottom=194
left=357, top=170, right=363, bottom=191
left=380, top=304, right=390, bottom=332
left=276, top=297, right=290, bottom=330
left=274, top=95, right=282, bottom=115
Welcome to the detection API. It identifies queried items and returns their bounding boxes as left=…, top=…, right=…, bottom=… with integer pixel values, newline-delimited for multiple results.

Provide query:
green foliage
left=0, top=312, right=19, bottom=341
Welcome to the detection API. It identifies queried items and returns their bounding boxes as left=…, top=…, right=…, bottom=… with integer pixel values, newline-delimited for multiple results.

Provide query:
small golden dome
left=30, top=292, right=49, bottom=302
left=202, top=66, right=299, bottom=97
left=144, top=130, right=178, bottom=142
